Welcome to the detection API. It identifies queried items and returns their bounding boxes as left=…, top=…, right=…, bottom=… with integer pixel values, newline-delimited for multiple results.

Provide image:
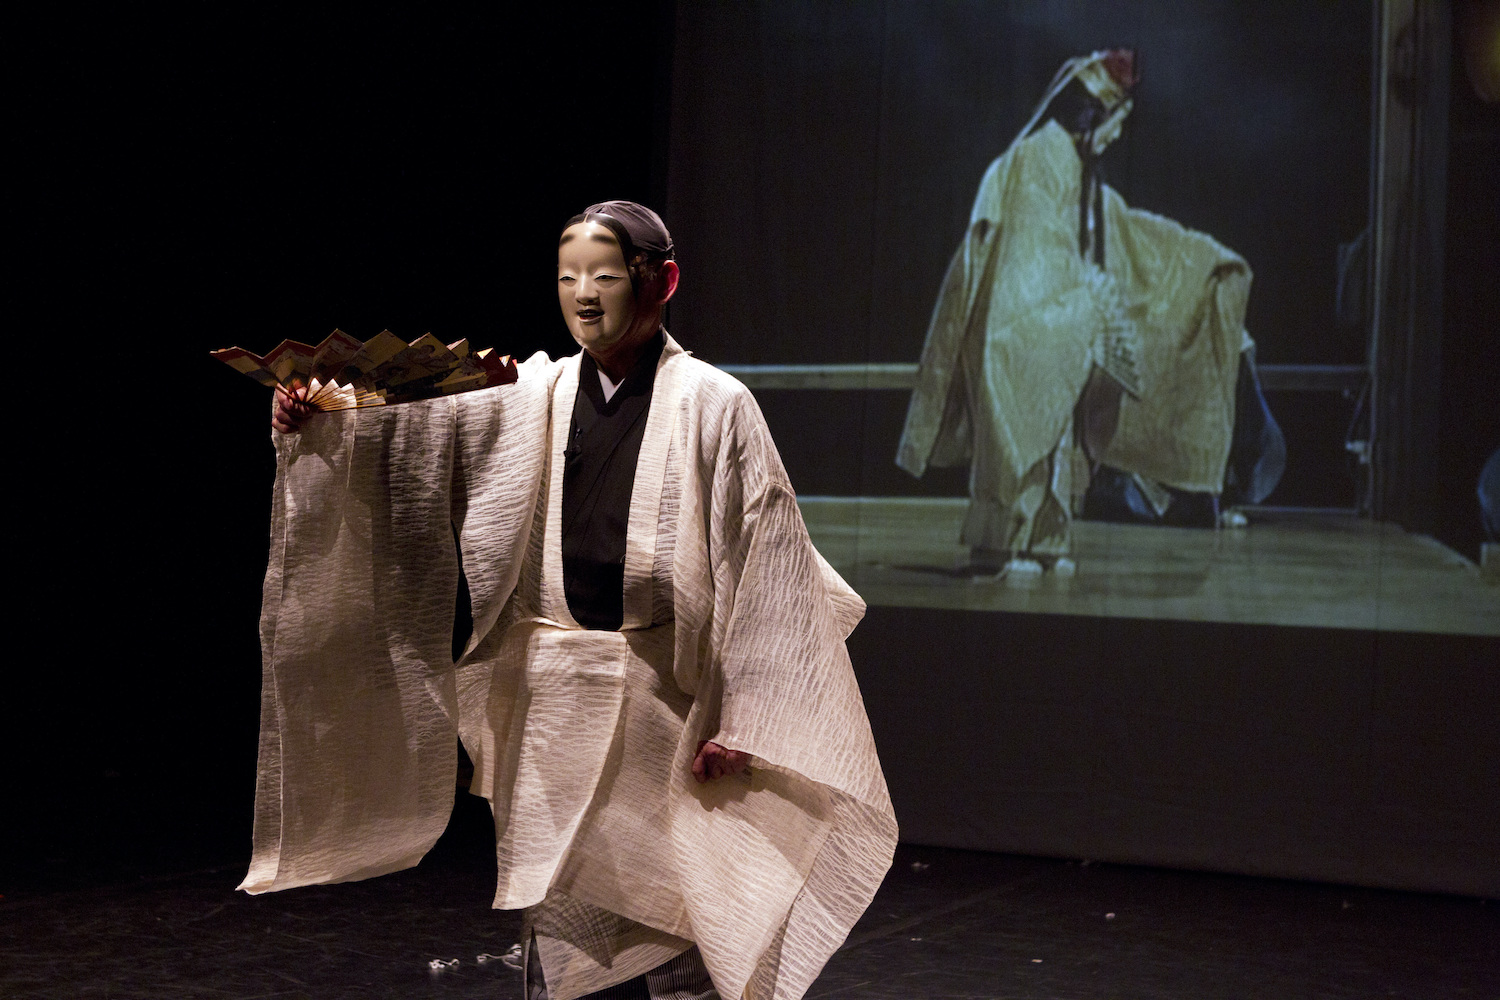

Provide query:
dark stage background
left=6, top=2, right=1496, bottom=901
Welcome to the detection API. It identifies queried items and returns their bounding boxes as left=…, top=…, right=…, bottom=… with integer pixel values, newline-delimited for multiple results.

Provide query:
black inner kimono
left=561, top=331, right=666, bottom=630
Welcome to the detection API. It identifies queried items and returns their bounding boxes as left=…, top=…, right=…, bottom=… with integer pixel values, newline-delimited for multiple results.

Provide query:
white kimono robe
left=897, top=121, right=1253, bottom=553
left=241, top=334, right=897, bottom=1000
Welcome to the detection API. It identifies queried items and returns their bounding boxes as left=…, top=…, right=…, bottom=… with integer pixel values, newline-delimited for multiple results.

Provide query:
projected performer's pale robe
left=898, top=50, right=1282, bottom=576
left=248, top=202, right=897, bottom=1000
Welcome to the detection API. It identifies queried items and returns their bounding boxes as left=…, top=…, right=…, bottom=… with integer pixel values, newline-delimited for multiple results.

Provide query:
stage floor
left=800, top=497, right=1499, bottom=636
left=2, top=794, right=1494, bottom=999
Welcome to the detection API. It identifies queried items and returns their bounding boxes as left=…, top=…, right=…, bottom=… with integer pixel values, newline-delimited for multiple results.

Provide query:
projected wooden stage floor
left=799, top=497, right=1498, bottom=636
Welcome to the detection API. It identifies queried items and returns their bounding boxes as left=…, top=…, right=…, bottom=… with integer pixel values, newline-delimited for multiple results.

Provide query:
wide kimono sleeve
left=668, top=370, right=899, bottom=1000
left=240, top=353, right=555, bottom=894
left=1097, top=192, right=1251, bottom=493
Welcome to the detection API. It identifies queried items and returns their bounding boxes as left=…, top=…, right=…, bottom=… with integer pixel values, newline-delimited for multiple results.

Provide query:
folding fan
left=212, top=329, right=518, bottom=409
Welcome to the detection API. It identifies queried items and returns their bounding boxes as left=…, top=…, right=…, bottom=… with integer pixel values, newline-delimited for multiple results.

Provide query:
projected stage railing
left=715, top=362, right=1366, bottom=394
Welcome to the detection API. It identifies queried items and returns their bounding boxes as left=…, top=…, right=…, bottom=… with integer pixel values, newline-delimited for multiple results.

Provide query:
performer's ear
left=658, top=260, right=680, bottom=305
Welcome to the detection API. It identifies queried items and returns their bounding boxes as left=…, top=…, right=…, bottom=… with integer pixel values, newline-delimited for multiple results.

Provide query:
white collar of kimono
left=599, top=366, right=623, bottom=403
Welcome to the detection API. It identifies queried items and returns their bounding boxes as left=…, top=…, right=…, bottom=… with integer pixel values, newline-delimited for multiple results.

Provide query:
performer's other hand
left=273, top=385, right=315, bottom=434
left=692, top=741, right=749, bottom=783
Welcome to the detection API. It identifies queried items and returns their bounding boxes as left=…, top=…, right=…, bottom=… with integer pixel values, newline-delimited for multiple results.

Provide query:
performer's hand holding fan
left=212, top=329, right=518, bottom=411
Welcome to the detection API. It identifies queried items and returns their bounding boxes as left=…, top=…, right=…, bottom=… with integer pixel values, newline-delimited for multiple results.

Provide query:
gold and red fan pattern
left=212, top=330, right=517, bottom=410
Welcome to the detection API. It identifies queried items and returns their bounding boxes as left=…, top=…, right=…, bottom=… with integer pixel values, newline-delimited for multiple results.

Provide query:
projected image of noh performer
left=897, top=49, right=1284, bottom=581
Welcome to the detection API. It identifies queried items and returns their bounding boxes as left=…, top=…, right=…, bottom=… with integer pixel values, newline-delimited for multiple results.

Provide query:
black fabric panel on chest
left=561, top=334, right=665, bottom=629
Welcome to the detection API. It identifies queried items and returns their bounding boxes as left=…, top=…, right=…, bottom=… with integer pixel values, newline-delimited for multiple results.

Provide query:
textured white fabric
left=241, top=361, right=551, bottom=892
left=243, top=337, right=897, bottom=1000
